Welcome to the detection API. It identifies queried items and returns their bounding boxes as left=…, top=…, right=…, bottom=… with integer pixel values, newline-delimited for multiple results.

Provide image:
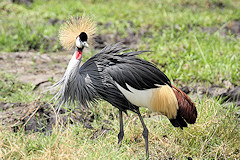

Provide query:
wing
left=95, top=44, right=172, bottom=91
left=79, top=43, right=171, bottom=112
left=105, top=57, right=171, bottom=91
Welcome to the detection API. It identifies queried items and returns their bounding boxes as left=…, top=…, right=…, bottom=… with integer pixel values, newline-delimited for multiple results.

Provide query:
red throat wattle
left=76, top=50, right=82, bottom=60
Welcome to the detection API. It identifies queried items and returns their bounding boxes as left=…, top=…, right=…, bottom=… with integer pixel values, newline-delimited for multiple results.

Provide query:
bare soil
left=0, top=51, right=70, bottom=89
left=201, top=20, right=240, bottom=37
left=0, top=100, right=99, bottom=133
left=94, top=22, right=153, bottom=49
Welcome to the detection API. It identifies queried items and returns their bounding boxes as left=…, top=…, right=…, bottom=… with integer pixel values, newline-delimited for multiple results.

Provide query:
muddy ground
left=0, top=20, right=240, bottom=133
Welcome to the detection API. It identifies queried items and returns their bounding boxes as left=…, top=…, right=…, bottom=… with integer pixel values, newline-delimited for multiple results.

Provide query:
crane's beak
left=82, top=41, right=89, bottom=48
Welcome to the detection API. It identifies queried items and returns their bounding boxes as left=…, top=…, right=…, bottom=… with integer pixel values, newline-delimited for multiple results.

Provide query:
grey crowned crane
left=50, top=16, right=197, bottom=158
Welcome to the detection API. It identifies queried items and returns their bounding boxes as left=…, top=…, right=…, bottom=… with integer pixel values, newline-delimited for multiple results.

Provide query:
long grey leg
left=136, top=108, right=149, bottom=159
left=118, top=110, right=124, bottom=145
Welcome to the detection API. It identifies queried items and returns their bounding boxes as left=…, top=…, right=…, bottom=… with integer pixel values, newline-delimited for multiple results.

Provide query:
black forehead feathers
left=79, top=32, right=88, bottom=42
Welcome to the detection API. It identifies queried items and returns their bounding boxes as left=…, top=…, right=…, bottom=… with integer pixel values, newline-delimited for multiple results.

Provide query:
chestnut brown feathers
left=172, top=85, right=197, bottom=124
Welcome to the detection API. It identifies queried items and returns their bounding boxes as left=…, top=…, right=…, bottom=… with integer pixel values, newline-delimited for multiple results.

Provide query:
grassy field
left=0, top=0, right=240, bottom=159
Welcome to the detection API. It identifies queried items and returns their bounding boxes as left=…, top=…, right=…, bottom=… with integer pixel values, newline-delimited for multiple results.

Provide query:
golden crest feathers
left=59, top=16, right=96, bottom=50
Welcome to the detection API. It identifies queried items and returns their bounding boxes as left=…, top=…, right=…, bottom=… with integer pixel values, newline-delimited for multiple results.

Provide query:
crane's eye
left=79, top=32, right=88, bottom=42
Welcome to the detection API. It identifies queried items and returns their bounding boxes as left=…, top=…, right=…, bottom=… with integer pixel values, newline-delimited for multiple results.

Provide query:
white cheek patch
left=75, top=37, right=82, bottom=48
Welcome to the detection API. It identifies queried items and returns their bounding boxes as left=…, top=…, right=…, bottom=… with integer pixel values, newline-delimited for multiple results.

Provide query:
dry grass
left=0, top=98, right=239, bottom=159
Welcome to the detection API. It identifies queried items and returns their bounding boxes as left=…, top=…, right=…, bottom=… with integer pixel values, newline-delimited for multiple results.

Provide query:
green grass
left=0, top=98, right=239, bottom=159
left=146, top=30, right=240, bottom=85
left=0, top=0, right=240, bottom=159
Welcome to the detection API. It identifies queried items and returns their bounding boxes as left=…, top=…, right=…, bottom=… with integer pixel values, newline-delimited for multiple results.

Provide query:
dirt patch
left=94, top=21, right=153, bottom=49
left=202, top=20, right=240, bottom=37
left=179, top=83, right=240, bottom=120
left=225, top=20, right=240, bottom=37
left=12, top=0, right=33, bottom=6
left=0, top=100, right=96, bottom=133
left=179, top=83, right=240, bottom=108
left=47, top=18, right=65, bottom=26
left=205, top=1, right=225, bottom=9
left=0, top=51, right=71, bottom=90
left=0, top=100, right=115, bottom=137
